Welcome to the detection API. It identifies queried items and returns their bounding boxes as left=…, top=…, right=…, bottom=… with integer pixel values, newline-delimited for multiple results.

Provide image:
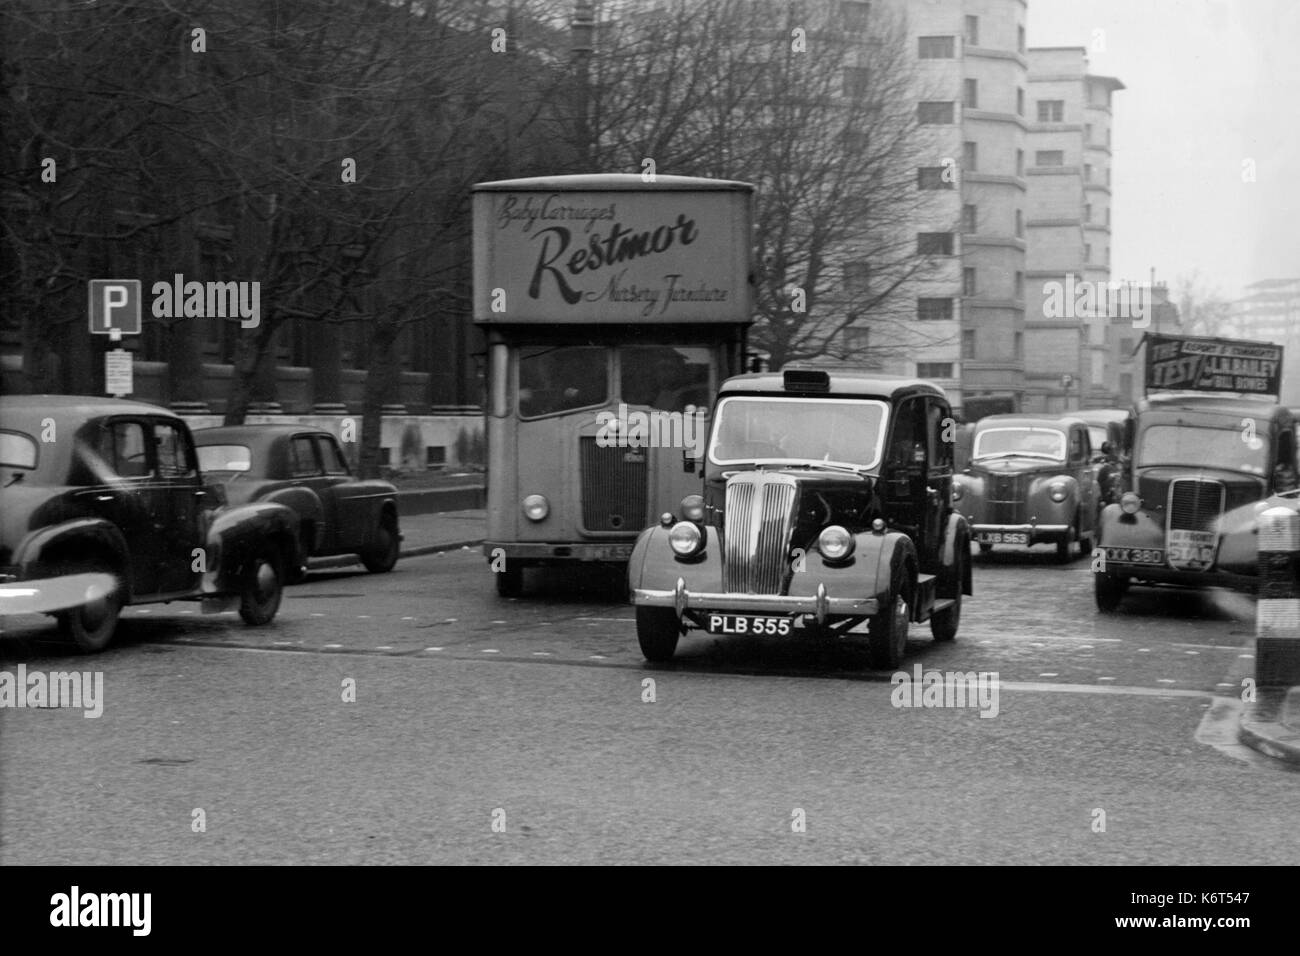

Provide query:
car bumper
left=633, top=578, right=878, bottom=625
left=972, top=524, right=1069, bottom=534
left=484, top=541, right=635, bottom=563
left=1099, top=564, right=1256, bottom=592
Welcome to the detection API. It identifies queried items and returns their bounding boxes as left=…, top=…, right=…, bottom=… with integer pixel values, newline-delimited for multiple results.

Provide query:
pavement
left=1239, top=685, right=1300, bottom=768
left=308, top=508, right=486, bottom=570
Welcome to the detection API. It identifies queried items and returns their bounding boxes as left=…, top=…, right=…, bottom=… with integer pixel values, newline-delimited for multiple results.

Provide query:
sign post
left=88, top=279, right=142, bottom=396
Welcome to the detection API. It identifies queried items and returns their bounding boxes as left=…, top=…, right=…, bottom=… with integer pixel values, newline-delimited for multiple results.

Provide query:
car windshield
left=0, top=431, right=37, bottom=469
left=707, top=397, right=888, bottom=470
left=973, top=427, right=1066, bottom=461
left=196, top=444, right=252, bottom=473
left=1087, top=426, right=1108, bottom=451
left=1138, top=424, right=1268, bottom=475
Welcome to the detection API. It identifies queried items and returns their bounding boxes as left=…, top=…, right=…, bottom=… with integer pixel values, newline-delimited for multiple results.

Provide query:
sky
left=1028, top=0, right=1300, bottom=300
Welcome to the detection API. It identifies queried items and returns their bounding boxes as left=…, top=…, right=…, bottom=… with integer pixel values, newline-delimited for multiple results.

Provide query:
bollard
left=1256, top=506, right=1300, bottom=686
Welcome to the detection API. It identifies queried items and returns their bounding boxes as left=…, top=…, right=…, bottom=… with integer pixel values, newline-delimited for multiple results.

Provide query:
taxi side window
left=1069, top=428, right=1086, bottom=464
left=290, top=436, right=322, bottom=477
left=888, top=399, right=926, bottom=471
left=154, top=422, right=197, bottom=478
left=927, top=401, right=952, bottom=470
left=101, top=421, right=150, bottom=478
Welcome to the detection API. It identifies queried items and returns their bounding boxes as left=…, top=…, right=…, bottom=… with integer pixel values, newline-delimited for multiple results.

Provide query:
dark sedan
left=194, top=425, right=400, bottom=580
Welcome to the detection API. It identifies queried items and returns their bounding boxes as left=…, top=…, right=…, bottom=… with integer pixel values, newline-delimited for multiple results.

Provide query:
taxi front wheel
left=1094, top=572, right=1127, bottom=612
left=636, top=606, right=680, bottom=662
left=868, top=571, right=910, bottom=669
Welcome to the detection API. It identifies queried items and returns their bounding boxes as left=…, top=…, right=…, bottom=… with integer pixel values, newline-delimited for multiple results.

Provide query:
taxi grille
left=988, top=474, right=1027, bottom=525
left=1168, top=478, right=1225, bottom=532
left=723, top=473, right=798, bottom=594
left=580, top=438, right=647, bottom=532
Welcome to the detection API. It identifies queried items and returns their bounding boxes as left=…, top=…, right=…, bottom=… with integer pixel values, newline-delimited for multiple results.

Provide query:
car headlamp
left=818, top=525, right=854, bottom=561
left=668, top=521, right=703, bottom=556
left=1120, top=492, right=1142, bottom=515
left=522, top=494, right=549, bottom=521
left=680, top=494, right=706, bottom=523
left=1048, top=479, right=1069, bottom=503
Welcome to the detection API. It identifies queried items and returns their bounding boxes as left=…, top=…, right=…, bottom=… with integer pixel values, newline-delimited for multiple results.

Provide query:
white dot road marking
left=444, top=618, right=458, bottom=623
left=1029, top=643, right=1046, bottom=648
left=1078, top=645, right=1093, bottom=649
left=425, top=647, right=443, bottom=652
left=1138, top=648, right=1151, bottom=653
left=979, top=640, right=993, bottom=645
left=311, top=613, right=326, bottom=618
left=1157, top=679, right=1177, bottom=684
left=402, top=616, right=415, bottom=620
left=1097, top=677, right=1116, bottom=681
left=1184, top=650, right=1199, bottom=655
left=589, top=655, right=607, bottom=660
left=532, top=652, right=553, bottom=656
left=323, top=644, right=343, bottom=649
left=1038, top=673, right=1058, bottom=678
left=1238, top=654, right=1255, bottom=659
left=482, top=649, right=500, bottom=654
left=376, top=646, right=392, bottom=651
left=357, top=615, right=371, bottom=619
left=491, top=620, right=507, bottom=624
left=1216, top=682, right=1236, bottom=688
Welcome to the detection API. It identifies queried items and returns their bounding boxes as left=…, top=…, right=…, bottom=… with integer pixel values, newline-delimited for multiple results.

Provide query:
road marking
left=589, top=654, right=607, bottom=660
left=1171, top=643, right=1241, bottom=651
left=1097, top=677, right=1116, bottom=681
left=1138, top=648, right=1150, bottom=653
left=577, top=617, right=636, bottom=622
left=1239, top=654, right=1255, bottom=659
left=532, top=651, right=553, bottom=657
left=1038, top=672, right=1058, bottom=677
left=1184, top=650, right=1199, bottom=655
left=402, top=616, right=415, bottom=621
left=1157, top=678, right=1177, bottom=684
left=376, top=645, right=393, bottom=650
left=323, top=644, right=343, bottom=649
left=357, top=615, right=371, bottom=619
left=311, top=613, right=325, bottom=618
left=1195, top=697, right=1276, bottom=766
left=425, top=647, right=443, bottom=652
left=482, top=649, right=500, bottom=654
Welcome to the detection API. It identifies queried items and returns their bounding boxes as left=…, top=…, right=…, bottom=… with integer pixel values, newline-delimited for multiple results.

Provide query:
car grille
left=987, top=473, right=1026, bottom=525
left=1167, top=478, right=1225, bottom=533
left=723, top=472, right=798, bottom=594
left=580, top=438, right=648, bottom=532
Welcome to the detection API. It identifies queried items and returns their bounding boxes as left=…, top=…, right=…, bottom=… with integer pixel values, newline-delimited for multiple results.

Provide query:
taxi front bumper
left=633, top=578, right=879, bottom=625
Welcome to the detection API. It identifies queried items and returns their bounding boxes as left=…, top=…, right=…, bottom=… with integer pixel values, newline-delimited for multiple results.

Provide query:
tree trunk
left=358, top=317, right=400, bottom=479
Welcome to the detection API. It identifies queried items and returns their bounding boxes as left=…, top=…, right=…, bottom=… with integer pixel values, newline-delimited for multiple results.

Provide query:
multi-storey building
left=871, top=0, right=1029, bottom=421
left=1023, top=46, right=1124, bottom=412
left=1225, top=278, right=1300, bottom=405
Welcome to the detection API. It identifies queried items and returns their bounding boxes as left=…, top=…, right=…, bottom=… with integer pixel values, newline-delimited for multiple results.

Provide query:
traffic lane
left=1, top=646, right=1297, bottom=866
left=0, top=550, right=1255, bottom=696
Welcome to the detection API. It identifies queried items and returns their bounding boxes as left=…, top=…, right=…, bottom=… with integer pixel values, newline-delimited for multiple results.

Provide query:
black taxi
left=627, top=369, right=972, bottom=667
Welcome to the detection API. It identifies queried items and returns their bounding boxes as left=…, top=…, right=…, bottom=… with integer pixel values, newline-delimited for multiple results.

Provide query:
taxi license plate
left=1103, top=546, right=1165, bottom=565
left=587, top=545, right=633, bottom=561
left=977, top=532, right=1027, bottom=545
left=707, top=614, right=793, bottom=636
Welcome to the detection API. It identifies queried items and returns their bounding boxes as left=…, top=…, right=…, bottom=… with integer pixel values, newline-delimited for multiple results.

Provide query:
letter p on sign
left=89, top=279, right=143, bottom=337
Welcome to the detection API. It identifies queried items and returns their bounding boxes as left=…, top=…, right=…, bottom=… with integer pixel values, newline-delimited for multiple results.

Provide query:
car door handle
left=96, top=494, right=114, bottom=502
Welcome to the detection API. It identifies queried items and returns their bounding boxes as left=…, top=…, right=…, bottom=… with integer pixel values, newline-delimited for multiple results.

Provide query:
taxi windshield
left=972, top=427, right=1066, bottom=461
left=707, top=397, right=887, bottom=470
left=1138, top=424, right=1268, bottom=475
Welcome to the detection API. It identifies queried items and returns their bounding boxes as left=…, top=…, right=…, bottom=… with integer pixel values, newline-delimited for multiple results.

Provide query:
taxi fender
left=854, top=531, right=916, bottom=603
left=941, top=512, right=973, bottom=595
left=1096, top=502, right=1163, bottom=550
left=204, top=501, right=302, bottom=594
left=13, top=519, right=132, bottom=600
left=628, top=523, right=723, bottom=594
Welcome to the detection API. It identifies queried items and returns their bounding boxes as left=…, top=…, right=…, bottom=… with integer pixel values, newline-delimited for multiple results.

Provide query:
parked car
left=0, top=396, right=302, bottom=652
left=1094, top=394, right=1299, bottom=611
left=1069, top=408, right=1133, bottom=506
left=953, top=414, right=1100, bottom=560
left=193, top=425, right=400, bottom=581
left=627, top=368, right=972, bottom=667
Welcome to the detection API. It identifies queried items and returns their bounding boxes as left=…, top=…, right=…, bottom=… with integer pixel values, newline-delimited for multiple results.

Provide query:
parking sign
left=88, top=279, right=142, bottom=337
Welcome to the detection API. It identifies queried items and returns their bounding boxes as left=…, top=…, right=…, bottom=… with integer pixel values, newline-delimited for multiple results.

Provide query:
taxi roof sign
left=1144, top=332, right=1283, bottom=400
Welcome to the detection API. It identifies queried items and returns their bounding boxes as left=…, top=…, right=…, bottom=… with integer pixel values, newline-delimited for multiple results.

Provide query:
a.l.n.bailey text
left=50, top=887, right=150, bottom=936
left=0, top=664, right=103, bottom=718
left=150, top=273, right=260, bottom=328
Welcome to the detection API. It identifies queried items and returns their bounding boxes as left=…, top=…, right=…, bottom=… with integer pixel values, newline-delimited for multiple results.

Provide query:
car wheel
left=238, top=546, right=283, bottom=625
left=636, top=606, right=680, bottom=662
left=1056, top=525, right=1076, bottom=561
left=361, top=514, right=400, bottom=574
left=978, top=541, right=993, bottom=554
left=56, top=571, right=122, bottom=653
left=1077, top=525, right=1094, bottom=558
left=930, top=549, right=963, bottom=642
left=868, top=570, right=910, bottom=669
left=495, top=565, right=524, bottom=597
left=1094, top=572, right=1126, bottom=612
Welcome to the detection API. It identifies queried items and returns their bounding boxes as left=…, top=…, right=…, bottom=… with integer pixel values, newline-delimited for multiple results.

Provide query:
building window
left=839, top=1, right=871, bottom=32
left=963, top=78, right=978, bottom=109
left=962, top=329, right=976, bottom=359
left=918, top=35, right=954, bottom=58
left=1037, top=99, right=1064, bottom=122
left=1035, top=150, right=1064, bottom=167
left=1014, top=270, right=1023, bottom=300
left=961, top=203, right=977, bottom=233
left=917, top=166, right=954, bottom=190
left=1085, top=123, right=1093, bottom=144
left=917, top=362, right=954, bottom=379
left=1120, top=337, right=1134, bottom=354
left=1016, top=148, right=1024, bottom=176
left=963, top=267, right=977, bottom=296
left=918, top=232, right=954, bottom=256
left=1120, top=372, right=1133, bottom=396
left=1084, top=243, right=1092, bottom=263
left=843, top=261, right=870, bottom=293
left=1104, top=246, right=1109, bottom=266
left=1014, top=209, right=1023, bottom=237
left=1083, top=163, right=1092, bottom=182
left=919, top=298, right=954, bottom=321
left=1105, top=208, right=1111, bottom=227
left=962, top=140, right=977, bottom=171
left=1014, top=332, right=1023, bottom=360
left=1106, top=167, right=1111, bottom=185
left=1084, top=203, right=1092, bottom=223
left=1017, top=24, right=1025, bottom=54
left=843, top=67, right=871, bottom=98
left=964, top=15, right=979, bottom=46
left=1016, top=87, right=1025, bottom=116
left=843, top=326, right=871, bottom=352
left=918, top=101, right=955, bottom=124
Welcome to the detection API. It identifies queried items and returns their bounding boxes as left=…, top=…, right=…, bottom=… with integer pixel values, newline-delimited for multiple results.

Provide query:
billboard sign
left=1144, top=333, right=1283, bottom=398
